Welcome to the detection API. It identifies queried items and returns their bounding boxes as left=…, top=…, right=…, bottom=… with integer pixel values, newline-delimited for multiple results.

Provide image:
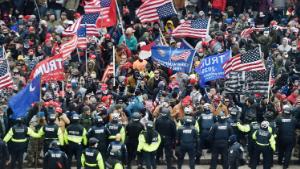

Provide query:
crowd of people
left=1, top=0, right=300, bottom=169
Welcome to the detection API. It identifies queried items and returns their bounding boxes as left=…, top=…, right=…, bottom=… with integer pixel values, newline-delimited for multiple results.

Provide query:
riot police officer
left=208, top=112, right=233, bottom=169
left=4, top=117, right=40, bottom=169
left=0, top=136, right=9, bottom=169
left=228, top=135, right=244, bottom=169
left=106, top=113, right=126, bottom=143
left=137, top=121, right=161, bottom=169
left=81, top=138, right=105, bottom=169
left=38, top=113, right=64, bottom=153
left=196, top=103, right=215, bottom=163
left=106, top=134, right=128, bottom=169
left=177, top=116, right=198, bottom=169
left=276, top=105, right=299, bottom=169
left=87, top=116, right=110, bottom=160
left=227, top=106, right=241, bottom=138
left=251, top=121, right=276, bottom=169
left=43, top=140, right=69, bottom=169
left=177, top=107, right=199, bottom=132
left=126, top=112, right=144, bottom=169
left=155, top=107, right=176, bottom=169
left=236, top=111, right=259, bottom=166
left=64, top=113, right=87, bottom=169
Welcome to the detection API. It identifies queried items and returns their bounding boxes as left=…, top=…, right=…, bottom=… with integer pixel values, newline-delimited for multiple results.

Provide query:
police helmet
left=283, top=105, right=291, bottom=114
left=246, top=111, right=256, bottom=121
left=111, top=113, right=120, bottom=122
left=72, top=113, right=80, bottom=122
left=229, top=107, right=239, bottom=116
left=184, top=107, right=193, bottom=115
left=160, top=107, right=170, bottom=116
left=228, top=135, right=237, bottom=145
left=203, top=103, right=210, bottom=110
left=89, top=137, right=99, bottom=147
left=183, top=116, right=193, bottom=126
left=48, top=113, right=56, bottom=122
left=16, top=117, right=24, bottom=124
left=49, top=140, right=59, bottom=149
left=261, top=121, right=270, bottom=129
left=263, top=111, right=274, bottom=120
left=95, top=116, right=104, bottom=123
left=146, top=121, right=154, bottom=128
left=132, top=112, right=141, bottom=121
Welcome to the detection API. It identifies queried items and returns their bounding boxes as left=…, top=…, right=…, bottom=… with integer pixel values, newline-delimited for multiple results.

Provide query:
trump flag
left=151, top=46, right=195, bottom=73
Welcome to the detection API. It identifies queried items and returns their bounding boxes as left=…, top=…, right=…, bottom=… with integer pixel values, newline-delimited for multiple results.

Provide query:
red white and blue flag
left=172, top=18, right=210, bottom=39
left=77, top=25, right=88, bottom=49
left=62, top=17, right=83, bottom=36
left=136, top=0, right=177, bottom=23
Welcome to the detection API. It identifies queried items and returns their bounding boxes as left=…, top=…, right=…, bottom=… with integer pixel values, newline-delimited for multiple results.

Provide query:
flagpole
left=85, top=50, right=88, bottom=73
left=76, top=48, right=82, bottom=63
left=113, top=45, right=116, bottom=87
left=267, top=66, right=273, bottom=102
left=158, top=27, right=167, bottom=45
left=114, top=0, right=126, bottom=45
left=258, top=44, right=266, bottom=69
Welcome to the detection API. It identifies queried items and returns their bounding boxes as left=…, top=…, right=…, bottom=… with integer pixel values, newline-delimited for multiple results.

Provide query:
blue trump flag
left=9, top=75, right=41, bottom=119
left=195, top=51, right=231, bottom=85
left=151, top=46, right=195, bottom=73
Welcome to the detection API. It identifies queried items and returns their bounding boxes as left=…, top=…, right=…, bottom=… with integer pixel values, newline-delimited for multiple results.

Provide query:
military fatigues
left=87, top=124, right=110, bottom=160
left=137, top=130, right=161, bottom=169
left=125, top=120, right=144, bottom=168
left=64, top=123, right=87, bottom=169
left=176, top=124, right=198, bottom=169
left=276, top=115, right=299, bottom=168
left=4, top=124, right=40, bottom=169
left=208, top=121, right=233, bottom=169
left=43, top=147, right=69, bottom=169
left=251, top=127, right=276, bottom=169
left=155, top=115, right=176, bottom=169
left=106, top=141, right=128, bottom=169
left=81, top=147, right=105, bottom=169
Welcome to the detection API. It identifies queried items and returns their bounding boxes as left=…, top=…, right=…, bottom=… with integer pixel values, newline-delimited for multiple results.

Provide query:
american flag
left=172, top=19, right=210, bottom=39
left=0, top=57, right=14, bottom=89
left=136, top=0, right=177, bottom=23
left=101, top=63, right=114, bottom=82
left=223, top=47, right=265, bottom=75
left=62, top=17, right=83, bottom=36
left=245, top=71, right=269, bottom=94
left=81, top=13, right=100, bottom=36
left=240, top=27, right=268, bottom=39
left=224, top=72, right=244, bottom=93
left=77, top=25, right=88, bottom=49
left=59, top=35, right=78, bottom=60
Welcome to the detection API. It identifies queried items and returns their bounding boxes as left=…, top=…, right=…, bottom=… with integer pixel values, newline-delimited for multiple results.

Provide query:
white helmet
left=283, top=105, right=291, bottom=114
left=261, top=121, right=270, bottom=129
left=184, top=107, right=193, bottom=115
left=203, top=103, right=210, bottom=110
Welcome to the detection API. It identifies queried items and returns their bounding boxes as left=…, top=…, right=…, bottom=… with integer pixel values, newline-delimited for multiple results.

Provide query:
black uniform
left=125, top=120, right=144, bottom=168
left=276, top=114, right=299, bottom=168
left=106, top=121, right=124, bottom=142
left=41, top=123, right=60, bottom=153
left=0, top=138, right=9, bottom=169
left=208, top=120, right=233, bottom=169
left=81, top=147, right=104, bottom=169
left=176, top=121, right=198, bottom=169
left=228, top=142, right=244, bottom=169
left=106, top=141, right=128, bottom=169
left=197, top=111, right=214, bottom=159
left=87, top=124, right=110, bottom=159
left=43, top=146, right=69, bottom=169
left=154, top=115, right=176, bottom=169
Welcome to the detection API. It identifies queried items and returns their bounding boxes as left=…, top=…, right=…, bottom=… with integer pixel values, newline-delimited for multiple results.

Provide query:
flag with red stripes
left=59, top=35, right=78, bottom=60
left=136, top=0, right=177, bottom=23
left=0, top=58, right=13, bottom=90
left=172, top=18, right=210, bottom=39
left=62, top=17, right=82, bottom=36
left=77, top=25, right=88, bottom=49
left=223, top=47, right=265, bottom=75
left=101, top=64, right=114, bottom=82
left=84, top=0, right=117, bottom=28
